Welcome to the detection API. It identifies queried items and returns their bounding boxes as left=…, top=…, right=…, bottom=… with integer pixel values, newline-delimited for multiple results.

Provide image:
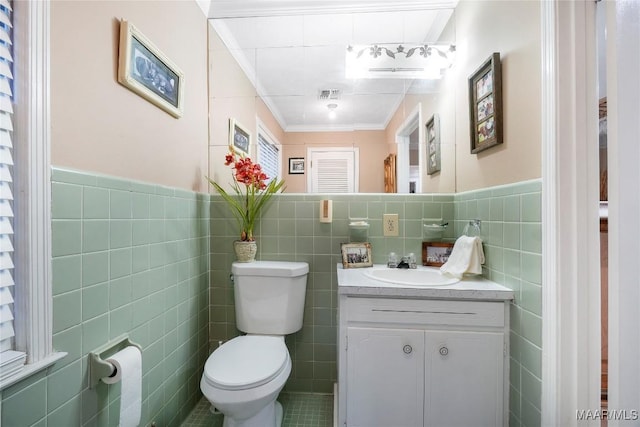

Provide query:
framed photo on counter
left=422, top=241, right=454, bottom=267
left=341, top=242, right=373, bottom=268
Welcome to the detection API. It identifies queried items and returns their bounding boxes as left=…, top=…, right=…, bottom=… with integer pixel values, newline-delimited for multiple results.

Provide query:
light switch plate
left=383, top=214, right=399, bottom=236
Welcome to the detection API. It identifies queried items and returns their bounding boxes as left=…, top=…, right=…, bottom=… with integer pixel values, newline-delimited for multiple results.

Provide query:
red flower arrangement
left=209, top=147, right=285, bottom=241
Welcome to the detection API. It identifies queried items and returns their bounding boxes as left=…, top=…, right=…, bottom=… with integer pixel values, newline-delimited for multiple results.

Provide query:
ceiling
left=208, top=1, right=456, bottom=132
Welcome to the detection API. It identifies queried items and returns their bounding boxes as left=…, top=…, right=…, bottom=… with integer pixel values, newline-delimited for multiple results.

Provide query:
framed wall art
left=426, top=113, right=441, bottom=175
left=422, top=241, right=454, bottom=267
left=468, top=52, right=502, bottom=154
left=118, top=19, right=184, bottom=118
left=288, top=157, right=305, bottom=174
left=229, top=118, right=251, bottom=155
left=341, top=242, right=373, bottom=268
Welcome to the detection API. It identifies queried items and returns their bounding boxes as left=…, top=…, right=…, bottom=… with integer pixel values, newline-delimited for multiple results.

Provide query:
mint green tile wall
left=1, top=168, right=211, bottom=427
left=209, top=181, right=541, bottom=417
left=209, top=193, right=455, bottom=393
left=0, top=171, right=541, bottom=424
left=454, top=180, right=542, bottom=427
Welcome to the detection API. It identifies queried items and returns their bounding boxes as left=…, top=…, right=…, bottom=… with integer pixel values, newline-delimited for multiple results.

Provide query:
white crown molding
left=210, top=20, right=289, bottom=131
left=380, top=93, right=409, bottom=131
left=258, top=95, right=289, bottom=132
left=207, top=0, right=458, bottom=18
left=210, top=20, right=256, bottom=84
left=196, top=0, right=212, bottom=17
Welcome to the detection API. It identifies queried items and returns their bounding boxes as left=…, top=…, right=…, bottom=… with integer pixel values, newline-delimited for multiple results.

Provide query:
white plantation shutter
left=308, top=148, right=358, bottom=193
left=257, top=133, right=280, bottom=184
left=316, top=158, right=350, bottom=192
left=0, top=0, right=17, bottom=358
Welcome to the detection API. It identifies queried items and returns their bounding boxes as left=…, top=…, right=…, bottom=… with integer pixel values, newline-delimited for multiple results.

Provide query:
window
left=256, top=119, right=282, bottom=184
left=1, top=1, right=64, bottom=390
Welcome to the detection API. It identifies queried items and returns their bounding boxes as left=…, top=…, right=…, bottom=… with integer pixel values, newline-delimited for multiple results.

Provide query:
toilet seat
left=203, top=335, right=288, bottom=391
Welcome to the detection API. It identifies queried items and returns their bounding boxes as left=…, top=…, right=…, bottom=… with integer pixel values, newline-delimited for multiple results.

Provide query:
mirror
left=207, top=6, right=457, bottom=193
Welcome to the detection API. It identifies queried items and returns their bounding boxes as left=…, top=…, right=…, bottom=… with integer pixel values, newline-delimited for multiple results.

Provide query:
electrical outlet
left=383, top=214, right=399, bottom=237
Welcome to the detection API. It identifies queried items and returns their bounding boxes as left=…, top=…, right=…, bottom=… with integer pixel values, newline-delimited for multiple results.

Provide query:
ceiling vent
left=318, top=89, right=341, bottom=100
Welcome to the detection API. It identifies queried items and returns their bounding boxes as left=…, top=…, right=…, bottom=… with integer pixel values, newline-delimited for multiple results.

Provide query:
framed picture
left=229, top=118, right=251, bottom=155
left=468, top=52, right=502, bottom=154
left=118, top=20, right=184, bottom=118
left=422, top=241, right=454, bottom=267
left=426, top=114, right=441, bottom=175
left=341, top=242, right=373, bottom=268
left=288, top=157, right=305, bottom=174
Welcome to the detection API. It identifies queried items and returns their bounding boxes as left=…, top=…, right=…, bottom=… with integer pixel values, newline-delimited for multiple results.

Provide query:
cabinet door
left=424, top=331, right=505, bottom=427
left=346, top=327, right=424, bottom=427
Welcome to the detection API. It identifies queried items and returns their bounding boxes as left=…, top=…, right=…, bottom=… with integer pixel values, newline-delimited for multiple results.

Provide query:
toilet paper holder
left=89, top=335, right=142, bottom=389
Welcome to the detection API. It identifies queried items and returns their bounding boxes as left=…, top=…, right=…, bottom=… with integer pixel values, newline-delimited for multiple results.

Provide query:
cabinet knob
left=439, top=346, right=449, bottom=356
left=403, top=345, right=413, bottom=354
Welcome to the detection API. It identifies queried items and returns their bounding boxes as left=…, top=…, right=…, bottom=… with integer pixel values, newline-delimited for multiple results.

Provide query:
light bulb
left=327, top=103, right=338, bottom=120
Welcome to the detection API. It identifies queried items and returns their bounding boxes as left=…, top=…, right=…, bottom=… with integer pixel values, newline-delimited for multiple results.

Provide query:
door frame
left=541, top=1, right=601, bottom=425
left=395, top=103, right=423, bottom=194
left=604, top=0, right=640, bottom=421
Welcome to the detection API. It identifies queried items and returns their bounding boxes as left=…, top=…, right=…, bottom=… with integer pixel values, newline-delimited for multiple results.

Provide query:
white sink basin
left=363, top=268, right=459, bottom=287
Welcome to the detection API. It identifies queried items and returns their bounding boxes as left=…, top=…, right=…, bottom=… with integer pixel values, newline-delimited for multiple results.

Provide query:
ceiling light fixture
left=345, top=43, right=456, bottom=79
left=327, top=103, right=338, bottom=120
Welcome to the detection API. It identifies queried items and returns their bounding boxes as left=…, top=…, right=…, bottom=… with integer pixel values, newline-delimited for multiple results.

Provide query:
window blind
left=257, top=133, right=280, bottom=184
left=0, top=0, right=15, bottom=356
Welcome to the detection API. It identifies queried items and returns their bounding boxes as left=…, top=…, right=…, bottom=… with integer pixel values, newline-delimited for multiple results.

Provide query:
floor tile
left=181, top=392, right=333, bottom=427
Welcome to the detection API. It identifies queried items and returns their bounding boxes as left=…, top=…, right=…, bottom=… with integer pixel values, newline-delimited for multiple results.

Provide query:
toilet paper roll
left=102, top=346, right=142, bottom=427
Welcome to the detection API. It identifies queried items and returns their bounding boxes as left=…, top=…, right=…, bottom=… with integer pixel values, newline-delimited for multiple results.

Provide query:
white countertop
left=337, top=264, right=514, bottom=301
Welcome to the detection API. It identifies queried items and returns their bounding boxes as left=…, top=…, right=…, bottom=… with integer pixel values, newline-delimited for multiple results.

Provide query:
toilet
left=200, top=260, right=309, bottom=427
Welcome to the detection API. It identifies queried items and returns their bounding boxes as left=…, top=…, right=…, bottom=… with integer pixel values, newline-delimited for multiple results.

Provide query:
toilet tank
left=232, top=261, right=309, bottom=335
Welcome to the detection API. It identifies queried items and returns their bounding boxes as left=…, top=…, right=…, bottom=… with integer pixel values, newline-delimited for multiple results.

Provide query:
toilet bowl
left=200, top=260, right=309, bottom=427
left=201, top=335, right=291, bottom=427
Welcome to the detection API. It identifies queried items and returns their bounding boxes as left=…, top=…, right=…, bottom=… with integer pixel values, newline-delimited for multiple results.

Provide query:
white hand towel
left=440, top=236, right=485, bottom=279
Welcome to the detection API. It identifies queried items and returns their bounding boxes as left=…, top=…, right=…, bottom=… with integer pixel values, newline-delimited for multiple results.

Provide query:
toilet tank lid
left=232, top=261, right=309, bottom=277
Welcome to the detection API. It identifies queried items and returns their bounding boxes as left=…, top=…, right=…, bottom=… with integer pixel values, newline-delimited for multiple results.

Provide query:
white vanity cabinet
left=336, top=268, right=513, bottom=427
left=346, top=326, right=425, bottom=427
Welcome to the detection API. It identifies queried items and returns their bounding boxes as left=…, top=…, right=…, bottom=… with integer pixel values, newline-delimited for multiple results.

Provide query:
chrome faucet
left=395, top=254, right=417, bottom=269
left=388, top=252, right=418, bottom=269
left=387, top=252, right=398, bottom=268
left=397, top=257, right=410, bottom=269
